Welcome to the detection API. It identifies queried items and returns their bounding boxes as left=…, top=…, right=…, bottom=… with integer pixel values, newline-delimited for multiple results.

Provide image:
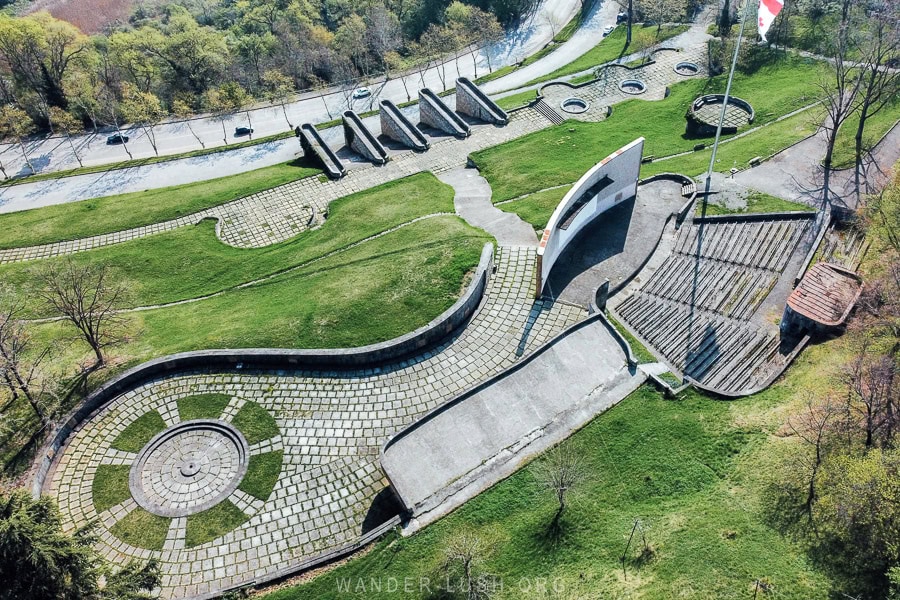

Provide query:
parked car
left=352, top=87, right=371, bottom=99
left=106, top=133, right=129, bottom=145
left=603, top=25, right=616, bottom=36
left=616, top=11, right=628, bottom=23
left=234, top=126, right=254, bottom=136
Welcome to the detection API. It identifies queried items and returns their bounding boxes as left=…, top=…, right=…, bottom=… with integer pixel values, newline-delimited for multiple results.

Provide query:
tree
left=534, top=444, right=585, bottom=517
left=0, top=490, right=160, bottom=600
left=48, top=107, right=84, bottom=168
left=850, top=1, right=900, bottom=201
left=366, top=4, right=401, bottom=77
left=119, top=83, right=165, bottom=156
left=635, top=0, right=688, bottom=35
left=443, top=532, right=492, bottom=600
left=261, top=69, right=294, bottom=128
left=0, top=104, right=35, bottom=174
left=98, top=87, right=133, bottom=160
left=421, top=24, right=454, bottom=91
left=220, top=81, right=253, bottom=138
left=787, top=393, right=842, bottom=517
left=466, top=6, right=502, bottom=74
left=817, top=2, right=864, bottom=206
left=815, top=449, right=900, bottom=596
left=171, top=97, right=205, bottom=148
left=37, top=259, right=128, bottom=368
left=0, top=286, right=55, bottom=426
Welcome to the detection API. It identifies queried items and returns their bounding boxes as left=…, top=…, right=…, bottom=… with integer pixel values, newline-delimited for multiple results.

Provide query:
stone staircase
left=614, top=214, right=813, bottom=394
left=533, top=99, right=565, bottom=125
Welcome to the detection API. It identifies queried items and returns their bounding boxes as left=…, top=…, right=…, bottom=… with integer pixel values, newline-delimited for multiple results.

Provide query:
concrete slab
left=382, top=316, right=643, bottom=530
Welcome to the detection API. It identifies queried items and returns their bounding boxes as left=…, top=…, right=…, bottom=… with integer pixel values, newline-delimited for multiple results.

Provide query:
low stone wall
left=379, top=100, right=429, bottom=151
left=342, top=110, right=388, bottom=165
left=419, top=88, right=470, bottom=138
left=455, top=77, right=508, bottom=125
left=33, top=243, right=496, bottom=497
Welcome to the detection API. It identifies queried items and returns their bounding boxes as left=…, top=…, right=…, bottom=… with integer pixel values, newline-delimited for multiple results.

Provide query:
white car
left=352, top=87, right=371, bottom=99
left=603, top=25, right=616, bottom=36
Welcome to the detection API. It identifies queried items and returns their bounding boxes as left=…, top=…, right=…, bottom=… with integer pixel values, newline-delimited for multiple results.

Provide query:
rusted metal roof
left=788, top=262, right=862, bottom=326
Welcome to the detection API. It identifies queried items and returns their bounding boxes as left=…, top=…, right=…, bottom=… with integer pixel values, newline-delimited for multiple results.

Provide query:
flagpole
left=705, top=0, right=754, bottom=185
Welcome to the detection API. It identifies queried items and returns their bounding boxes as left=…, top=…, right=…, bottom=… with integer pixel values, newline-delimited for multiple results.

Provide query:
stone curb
left=32, top=243, right=495, bottom=498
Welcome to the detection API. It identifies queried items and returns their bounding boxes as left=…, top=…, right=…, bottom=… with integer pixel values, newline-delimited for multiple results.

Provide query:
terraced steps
left=614, top=214, right=814, bottom=395
left=534, top=99, right=565, bottom=125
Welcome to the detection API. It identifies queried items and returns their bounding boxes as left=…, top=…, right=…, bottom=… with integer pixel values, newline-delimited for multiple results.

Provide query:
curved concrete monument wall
left=536, top=138, right=644, bottom=297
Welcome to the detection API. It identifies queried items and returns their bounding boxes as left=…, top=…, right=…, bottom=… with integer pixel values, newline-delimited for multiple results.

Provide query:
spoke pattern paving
left=47, top=246, right=586, bottom=598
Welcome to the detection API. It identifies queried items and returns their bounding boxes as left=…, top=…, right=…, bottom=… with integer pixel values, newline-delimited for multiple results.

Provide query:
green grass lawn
left=2, top=174, right=457, bottom=314
left=91, top=465, right=131, bottom=513
left=110, top=410, right=166, bottom=453
left=0, top=158, right=320, bottom=250
left=830, top=101, right=900, bottom=169
left=262, top=358, right=837, bottom=599
left=239, top=451, right=284, bottom=500
left=472, top=56, right=824, bottom=202
left=698, top=190, right=815, bottom=216
left=524, top=24, right=690, bottom=87
left=497, top=186, right=571, bottom=231
left=185, top=500, right=248, bottom=547
left=496, top=89, right=538, bottom=111
left=109, top=507, right=170, bottom=551
left=231, top=401, right=278, bottom=445
left=177, top=393, right=233, bottom=421
left=606, top=312, right=656, bottom=364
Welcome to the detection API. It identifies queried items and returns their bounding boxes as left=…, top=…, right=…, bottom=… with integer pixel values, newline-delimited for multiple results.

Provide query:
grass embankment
left=177, top=393, right=232, bottom=421
left=264, top=339, right=848, bottom=599
left=830, top=102, right=900, bottom=169
left=496, top=89, right=539, bottom=111
left=523, top=24, right=689, bottom=87
left=699, top=190, right=815, bottom=216
left=472, top=56, right=824, bottom=204
left=1, top=173, right=458, bottom=312
left=0, top=158, right=320, bottom=250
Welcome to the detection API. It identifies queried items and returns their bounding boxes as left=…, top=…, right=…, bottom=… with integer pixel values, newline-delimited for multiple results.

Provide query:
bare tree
left=840, top=337, right=898, bottom=449
left=787, top=393, right=842, bottom=516
left=0, top=287, right=55, bottom=426
left=48, top=107, right=85, bottom=168
left=172, top=98, right=205, bottom=148
left=534, top=444, right=586, bottom=517
left=818, top=0, right=865, bottom=205
left=36, top=260, right=127, bottom=368
left=443, top=532, right=492, bottom=600
left=850, top=1, right=900, bottom=200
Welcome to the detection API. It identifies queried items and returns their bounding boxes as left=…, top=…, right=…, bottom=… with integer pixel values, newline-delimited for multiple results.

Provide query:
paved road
left=0, top=0, right=584, bottom=177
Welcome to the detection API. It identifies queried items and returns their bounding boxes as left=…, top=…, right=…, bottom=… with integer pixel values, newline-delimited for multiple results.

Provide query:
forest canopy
left=0, top=0, right=532, bottom=131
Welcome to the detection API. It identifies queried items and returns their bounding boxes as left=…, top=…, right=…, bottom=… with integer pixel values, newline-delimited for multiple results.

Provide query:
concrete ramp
left=296, top=124, right=346, bottom=179
left=456, top=77, right=509, bottom=125
left=419, top=88, right=470, bottom=139
left=381, top=316, right=643, bottom=530
left=379, top=100, right=429, bottom=151
left=342, top=110, right=388, bottom=165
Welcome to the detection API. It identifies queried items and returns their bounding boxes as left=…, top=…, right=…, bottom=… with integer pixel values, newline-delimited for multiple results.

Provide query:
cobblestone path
left=48, top=246, right=586, bottom=598
left=1, top=109, right=553, bottom=264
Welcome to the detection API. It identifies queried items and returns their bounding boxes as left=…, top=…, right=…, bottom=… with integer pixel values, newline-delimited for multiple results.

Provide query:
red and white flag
left=758, top=0, right=785, bottom=41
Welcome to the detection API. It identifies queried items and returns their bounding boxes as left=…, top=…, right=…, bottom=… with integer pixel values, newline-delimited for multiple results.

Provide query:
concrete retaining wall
left=536, top=138, right=645, bottom=297
left=379, top=100, right=429, bottom=151
left=296, top=124, right=346, bottom=179
left=455, top=77, right=508, bottom=125
left=419, top=88, right=470, bottom=139
left=33, top=243, right=496, bottom=497
left=342, top=111, right=388, bottom=165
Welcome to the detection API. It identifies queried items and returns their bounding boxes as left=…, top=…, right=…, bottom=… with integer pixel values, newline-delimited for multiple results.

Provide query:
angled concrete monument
left=342, top=110, right=388, bottom=164
left=455, top=77, right=509, bottom=125
left=379, top=99, right=429, bottom=151
left=295, top=123, right=346, bottom=179
left=419, top=88, right=470, bottom=138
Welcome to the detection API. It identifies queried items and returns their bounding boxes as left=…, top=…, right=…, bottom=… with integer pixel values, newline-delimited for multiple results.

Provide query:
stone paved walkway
left=48, top=246, right=586, bottom=599
left=539, top=45, right=708, bottom=123
left=1, top=109, right=553, bottom=265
